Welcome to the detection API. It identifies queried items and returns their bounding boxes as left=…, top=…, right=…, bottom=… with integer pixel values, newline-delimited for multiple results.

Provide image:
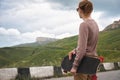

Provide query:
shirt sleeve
left=72, top=22, right=88, bottom=70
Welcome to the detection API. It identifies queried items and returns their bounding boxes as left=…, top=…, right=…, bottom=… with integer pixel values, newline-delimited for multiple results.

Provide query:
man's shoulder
left=80, top=22, right=88, bottom=29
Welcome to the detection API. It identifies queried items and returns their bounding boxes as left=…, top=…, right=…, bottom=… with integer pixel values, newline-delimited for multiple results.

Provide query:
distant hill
left=14, top=37, right=57, bottom=47
left=0, top=47, right=35, bottom=67
left=104, top=19, right=120, bottom=31
left=36, top=37, right=57, bottom=43
left=0, top=20, right=120, bottom=68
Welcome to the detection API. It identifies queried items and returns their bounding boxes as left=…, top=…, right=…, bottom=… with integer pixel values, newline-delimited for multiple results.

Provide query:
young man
left=69, top=0, right=99, bottom=80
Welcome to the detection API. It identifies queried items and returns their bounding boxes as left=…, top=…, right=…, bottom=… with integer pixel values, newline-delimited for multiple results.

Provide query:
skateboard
left=61, top=54, right=100, bottom=74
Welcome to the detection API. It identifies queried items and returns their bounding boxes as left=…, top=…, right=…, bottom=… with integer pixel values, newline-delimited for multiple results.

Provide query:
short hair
left=79, top=0, right=93, bottom=17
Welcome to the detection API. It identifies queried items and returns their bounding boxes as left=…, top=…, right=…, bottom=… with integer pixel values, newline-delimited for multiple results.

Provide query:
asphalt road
left=45, top=70, right=120, bottom=80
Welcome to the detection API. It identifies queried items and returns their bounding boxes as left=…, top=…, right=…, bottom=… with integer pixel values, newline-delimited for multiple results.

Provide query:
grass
left=0, top=47, right=36, bottom=68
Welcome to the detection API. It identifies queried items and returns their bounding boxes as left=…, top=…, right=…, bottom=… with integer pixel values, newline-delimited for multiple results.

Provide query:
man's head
left=77, top=0, right=93, bottom=18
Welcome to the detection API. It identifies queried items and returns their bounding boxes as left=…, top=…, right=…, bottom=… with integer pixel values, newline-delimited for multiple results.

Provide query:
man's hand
left=70, top=67, right=77, bottom=75
left=68, top=49, right=75, bottom=60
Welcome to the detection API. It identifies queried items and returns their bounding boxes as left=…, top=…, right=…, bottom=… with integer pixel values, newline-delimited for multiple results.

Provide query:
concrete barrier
left=118, top=62, right=120, bottom=68
left=114, top=62, right=119, bottom=69
left=0, top=68, right=17, bottom=80
left=103, top=63, right=115, bottom=70
left=54, top=66, right=62, bottom=76
left=30, top=66, right=54, bottom=78
left=98, top=63, right=106, bottom=71
left=16, top=68, right=30, bottom=79
left=0, top=62, right=120, bottom=80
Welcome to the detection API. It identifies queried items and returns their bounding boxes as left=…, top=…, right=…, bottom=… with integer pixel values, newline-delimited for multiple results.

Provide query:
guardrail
left=0, top=62, right=120, bottom=80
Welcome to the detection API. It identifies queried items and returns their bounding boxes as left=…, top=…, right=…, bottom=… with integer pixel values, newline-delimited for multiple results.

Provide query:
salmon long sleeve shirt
left=73, top=19, right=99, bottom=70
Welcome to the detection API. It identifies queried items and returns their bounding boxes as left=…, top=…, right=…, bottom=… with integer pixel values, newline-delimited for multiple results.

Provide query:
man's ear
left=79, top=9, right=83, bottom=13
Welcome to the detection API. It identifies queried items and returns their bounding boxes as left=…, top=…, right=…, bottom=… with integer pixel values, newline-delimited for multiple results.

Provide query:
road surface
left=45, top=70, right=120, bottom=80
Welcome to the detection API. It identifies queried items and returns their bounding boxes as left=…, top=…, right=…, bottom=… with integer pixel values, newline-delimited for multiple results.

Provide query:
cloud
left=0, top=0, right=80, bottom=47
left=0, top=0, right=82, bottom=35
left=0, top=0, right=79, bottom=32
left=92, top=0, right=120, bottom=17
left=45, top=0, right=120, bottom=17
left=45, top=0, right=79, bottom=10
left=0, top=0, right=120, bottom=47
left=0, top=27, right=75, bottom=47
left=0, top=27, right=20, bottom=36
left=56, top=33, right=74, bottom=39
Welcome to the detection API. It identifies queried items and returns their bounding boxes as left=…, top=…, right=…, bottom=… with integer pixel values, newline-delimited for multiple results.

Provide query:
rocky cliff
left=104, top=19, right=120, bottom=31
left=36, top=37, right=57, bottom=43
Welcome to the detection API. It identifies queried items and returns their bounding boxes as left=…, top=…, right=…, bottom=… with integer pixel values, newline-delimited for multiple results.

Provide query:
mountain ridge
left=104, top=19, right=120, bottom=31
left=14, top=37, right=57, bottom=47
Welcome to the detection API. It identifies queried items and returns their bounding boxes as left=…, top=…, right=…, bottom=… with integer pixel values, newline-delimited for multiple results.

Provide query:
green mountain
left=0, top=22, right=120, bottom=68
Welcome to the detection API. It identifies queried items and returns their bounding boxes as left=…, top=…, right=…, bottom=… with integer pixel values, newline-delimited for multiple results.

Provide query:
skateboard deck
left=61, top=54, right=100, bottom=74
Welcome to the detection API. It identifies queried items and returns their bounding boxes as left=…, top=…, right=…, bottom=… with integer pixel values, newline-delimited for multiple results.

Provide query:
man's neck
left=83, top=16, right=92, bottom=21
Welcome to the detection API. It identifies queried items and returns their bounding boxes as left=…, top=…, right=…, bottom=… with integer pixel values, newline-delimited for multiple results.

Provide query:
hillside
left=0, top=27, right=119, bottom=68
left=0, top=47, right=36, bottom=67
left=97, top=28, right=120, bottom=62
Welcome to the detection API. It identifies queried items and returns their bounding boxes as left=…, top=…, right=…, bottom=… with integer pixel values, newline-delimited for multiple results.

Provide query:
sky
left=0, top=0, right=120, bottom=47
